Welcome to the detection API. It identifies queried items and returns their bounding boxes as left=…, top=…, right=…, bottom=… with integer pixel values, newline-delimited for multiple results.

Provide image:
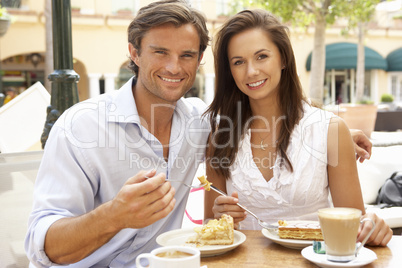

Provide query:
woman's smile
left=247, top=79, right=267, bottom=90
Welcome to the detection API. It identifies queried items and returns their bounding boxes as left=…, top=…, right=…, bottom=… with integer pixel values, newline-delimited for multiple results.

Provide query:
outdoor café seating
left=1, top=131, right=401, bottom=267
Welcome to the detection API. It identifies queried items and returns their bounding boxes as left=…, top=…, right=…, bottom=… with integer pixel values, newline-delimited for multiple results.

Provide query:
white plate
left=261, top=220, right=319, bottom=249
left=301, top=246, right=377, bottom=268
left=156, top=228, right=246, bottom=257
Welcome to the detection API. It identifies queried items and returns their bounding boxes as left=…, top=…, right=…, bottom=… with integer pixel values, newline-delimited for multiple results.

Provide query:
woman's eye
left=233, top=60, right=243, bottom=65
left=258, top=54, right=268, bottom=60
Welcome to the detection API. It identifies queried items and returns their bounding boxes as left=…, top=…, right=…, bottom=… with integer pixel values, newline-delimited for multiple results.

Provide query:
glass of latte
left=318, top=207, right=375, bottom=262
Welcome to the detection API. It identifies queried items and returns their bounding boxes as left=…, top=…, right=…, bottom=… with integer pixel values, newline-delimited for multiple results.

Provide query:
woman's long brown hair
left=205, top=9, right=307, bottom=179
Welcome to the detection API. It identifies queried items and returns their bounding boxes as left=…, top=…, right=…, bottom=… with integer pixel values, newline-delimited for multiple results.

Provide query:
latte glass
left=318, top=207, right=375, bottom=262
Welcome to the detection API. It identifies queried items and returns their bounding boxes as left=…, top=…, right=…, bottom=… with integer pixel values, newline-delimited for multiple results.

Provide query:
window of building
left=1, top=53, right=46, bottom=95
left=111, top=0, right=138, bottom=15
left=70, top=0, right=96, bottom=15
left=0, top=0, right=21, bottom=8
left=324, top=69, right=373, bottom=105
left=390, top=73, right=402, bottom=103
left=186, top=0, right=201, bottom=10
left=216, top=0, right=229, bottom=16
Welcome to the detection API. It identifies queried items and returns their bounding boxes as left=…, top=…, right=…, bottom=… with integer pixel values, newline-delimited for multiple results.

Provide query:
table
left=201, top=230, right=402, bottom=267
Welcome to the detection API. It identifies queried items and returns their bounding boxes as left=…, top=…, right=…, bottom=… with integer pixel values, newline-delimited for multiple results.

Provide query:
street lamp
left=41, top=0, right=79, bottom=148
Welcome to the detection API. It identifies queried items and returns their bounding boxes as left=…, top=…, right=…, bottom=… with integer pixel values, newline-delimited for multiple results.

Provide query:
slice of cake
left=197, top=175, right=212, bottom=191
left=187, top=214, right=234, bottom=245
left=277, top=220, right=323, bottom=241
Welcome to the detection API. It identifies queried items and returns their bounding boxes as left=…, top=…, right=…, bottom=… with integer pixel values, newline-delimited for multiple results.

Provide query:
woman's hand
left=358, top=212, right=393, bottom=246
left=212, top=191, right=246, bottom=229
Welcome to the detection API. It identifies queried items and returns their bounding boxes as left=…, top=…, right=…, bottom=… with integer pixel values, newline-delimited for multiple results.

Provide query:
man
left=25, top=1, right=209, bottom=267
left=25, top=1, right=371, bottom=267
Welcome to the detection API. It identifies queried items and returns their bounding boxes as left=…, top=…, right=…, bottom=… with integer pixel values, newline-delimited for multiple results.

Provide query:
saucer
left=301, top=246, right=377, bottom=268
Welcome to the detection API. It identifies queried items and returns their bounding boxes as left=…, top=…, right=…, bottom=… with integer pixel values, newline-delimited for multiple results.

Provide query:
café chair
left=0, top=150, right=43, bottom=267
left=357, top=134, right=402, bottom=235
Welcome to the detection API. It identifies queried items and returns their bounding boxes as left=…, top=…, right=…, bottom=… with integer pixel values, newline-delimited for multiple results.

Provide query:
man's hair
left=127, top=0, right=209, bottom=76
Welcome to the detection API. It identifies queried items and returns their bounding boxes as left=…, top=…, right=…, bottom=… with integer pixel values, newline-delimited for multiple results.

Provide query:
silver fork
left=207, top=185, right=277, bottom=230
left=166, top=179, right=207, bottom=189
left=148, top=176, right=276, bottom=230
left=144, top=176, right=207, bottom=189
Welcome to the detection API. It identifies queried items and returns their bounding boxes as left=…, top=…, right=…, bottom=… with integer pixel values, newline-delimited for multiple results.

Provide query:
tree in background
left=230, top=0, right=380, bottom=105
left=344, top=0, right=379, bottom=103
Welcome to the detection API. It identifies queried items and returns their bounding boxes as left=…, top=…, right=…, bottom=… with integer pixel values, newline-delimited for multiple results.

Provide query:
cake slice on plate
left=277, top=220, right=323, bottom=241
left=187, top=214, right=234, bottom=245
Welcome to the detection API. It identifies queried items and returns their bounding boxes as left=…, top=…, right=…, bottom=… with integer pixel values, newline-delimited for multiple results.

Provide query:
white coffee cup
left=136, top=246, right=200, bottom=268
left=318, top=207, right=375, bottom=262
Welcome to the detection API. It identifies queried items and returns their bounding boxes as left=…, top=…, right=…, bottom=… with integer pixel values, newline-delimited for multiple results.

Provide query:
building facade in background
left=0, top=0, right=402, bottom=106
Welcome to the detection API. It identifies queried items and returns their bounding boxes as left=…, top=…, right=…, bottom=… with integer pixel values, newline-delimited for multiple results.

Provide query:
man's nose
left=165, top=57, right=181, bottom=74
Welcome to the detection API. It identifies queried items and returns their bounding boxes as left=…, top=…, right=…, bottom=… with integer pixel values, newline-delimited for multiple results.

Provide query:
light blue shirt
left=25, top=77, right=210, bottom=267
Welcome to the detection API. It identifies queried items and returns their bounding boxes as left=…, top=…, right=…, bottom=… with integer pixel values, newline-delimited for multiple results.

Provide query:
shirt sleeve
left=24, top=122, right=98, bottom=267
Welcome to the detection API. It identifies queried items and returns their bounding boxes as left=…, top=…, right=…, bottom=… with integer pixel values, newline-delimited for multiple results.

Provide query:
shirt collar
left=108, top=77, right=140, bottom=124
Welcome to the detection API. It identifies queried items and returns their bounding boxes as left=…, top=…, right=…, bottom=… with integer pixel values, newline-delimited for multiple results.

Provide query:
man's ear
left=128, top=43, right=140, bottom=67
left=197, top=52, right=204, bottom=69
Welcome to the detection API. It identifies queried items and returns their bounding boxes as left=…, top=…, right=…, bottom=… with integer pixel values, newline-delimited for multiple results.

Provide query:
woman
left=204, top=9, right=392, bottom=246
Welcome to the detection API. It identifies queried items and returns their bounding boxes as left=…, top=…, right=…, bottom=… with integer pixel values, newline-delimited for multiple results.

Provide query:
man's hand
left=350, top=129, right=372, bottom=163
left=44, top=170, right=176, bottom=264
left=107, top=169, right=176, bottom=230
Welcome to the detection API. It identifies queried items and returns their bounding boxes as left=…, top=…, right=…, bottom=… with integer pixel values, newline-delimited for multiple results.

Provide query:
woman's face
left=227, top=28, right=283, bottom=101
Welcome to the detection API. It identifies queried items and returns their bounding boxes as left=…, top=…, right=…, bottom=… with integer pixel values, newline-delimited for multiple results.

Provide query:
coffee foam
left=319, top=208, right=361, bottom=219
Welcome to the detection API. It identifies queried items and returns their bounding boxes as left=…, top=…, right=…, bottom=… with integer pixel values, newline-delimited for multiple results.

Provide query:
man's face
left=130, top=23, right=203, bottom=103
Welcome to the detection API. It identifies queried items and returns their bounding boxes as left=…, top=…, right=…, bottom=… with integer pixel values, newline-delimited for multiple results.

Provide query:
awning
left=305, top=42, right=388, bottom=71
left=386, top=47, right=402, bottom=71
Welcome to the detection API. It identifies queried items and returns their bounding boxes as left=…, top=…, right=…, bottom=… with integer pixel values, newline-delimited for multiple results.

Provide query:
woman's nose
left=247, top=62, right=259, bottom=76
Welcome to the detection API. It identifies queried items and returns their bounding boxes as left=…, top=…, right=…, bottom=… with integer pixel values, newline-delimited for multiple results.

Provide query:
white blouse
left=227, top=103, right=334, bottom=230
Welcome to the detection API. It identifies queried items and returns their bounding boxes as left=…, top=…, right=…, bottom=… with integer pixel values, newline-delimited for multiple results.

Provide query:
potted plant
left=0, top=4, right=11, bottom=37
left=339, top=99, right=378, bottom=138
left=379, top=93, right=395, bottom=111
left=380, top=93, right=394, bottom=103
